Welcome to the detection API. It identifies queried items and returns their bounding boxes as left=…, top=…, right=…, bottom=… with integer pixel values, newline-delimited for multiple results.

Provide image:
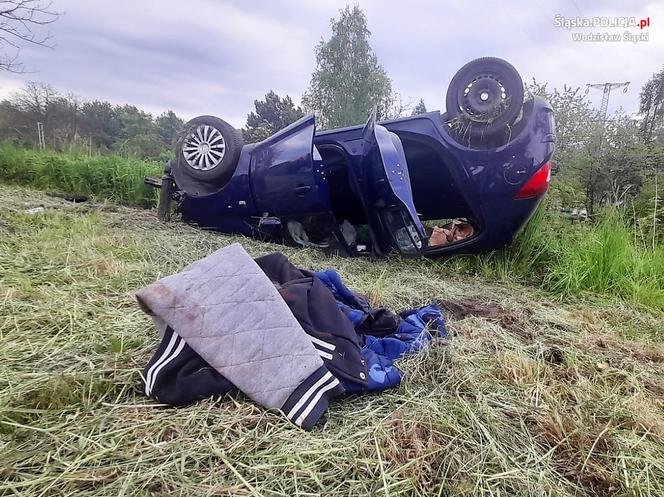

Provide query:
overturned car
left=149, top=57, right=555, bottom=257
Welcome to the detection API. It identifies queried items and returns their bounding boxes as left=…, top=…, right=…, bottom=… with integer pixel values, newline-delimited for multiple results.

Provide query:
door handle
left=295, top=185, right=311, bottom=195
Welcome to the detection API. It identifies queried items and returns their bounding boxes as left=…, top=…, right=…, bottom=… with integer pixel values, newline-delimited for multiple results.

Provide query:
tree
left=46, top=92, right=81, bottom=147
left=411, top=98, right=427, bottom=115
left=302, top=5, right=394, bottom=128
left=0, top=0, right=60, bottom=72
left=0, top=80, right=188, bottom=156
left=0, top=98, right=32, bottom=143
left=156, top=110, right=184, bottom=148
left=114, top=104, right=155, bottom=140
left=598, top=114, right=644, bottom=206
left=11, top=80, right=58, bottom=116
left=124, top=133, right=165, bottom=160
left=244, top=90, right=304, bottom=143
left=8, top=81, right=58, bottom=146
left=639, top=67, right=664, bottom=144
left=80, top=100, right=120, bottom=150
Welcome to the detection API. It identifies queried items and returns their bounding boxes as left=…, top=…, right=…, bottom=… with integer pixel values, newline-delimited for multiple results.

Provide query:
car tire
left=446, top=57, right=524, bottom=141
left=157, top=174, right=174, bottom=221
left=175, top=115, right=243, bottom=184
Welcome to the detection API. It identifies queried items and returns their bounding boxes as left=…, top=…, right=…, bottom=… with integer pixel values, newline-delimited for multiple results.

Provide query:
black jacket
left=255, top=253, right=367, bottom=386
left=142, top=253, right=368, bottom=410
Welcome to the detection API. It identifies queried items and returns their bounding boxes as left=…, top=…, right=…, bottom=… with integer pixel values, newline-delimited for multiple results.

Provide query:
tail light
left=515, top=162, right=551, bottom=199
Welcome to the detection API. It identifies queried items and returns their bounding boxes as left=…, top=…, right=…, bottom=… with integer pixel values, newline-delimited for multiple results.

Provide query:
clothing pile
left=136, top=243, right=446, bottom=430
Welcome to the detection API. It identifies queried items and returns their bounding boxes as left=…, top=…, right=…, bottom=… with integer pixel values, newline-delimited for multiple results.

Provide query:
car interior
left=316, top=135, right=479, bottom=254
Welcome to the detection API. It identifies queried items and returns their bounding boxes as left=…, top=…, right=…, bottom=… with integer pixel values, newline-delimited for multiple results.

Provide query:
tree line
left=0, top=6, right=420, bottom=156
left=0, top=82, right=185, bottom=159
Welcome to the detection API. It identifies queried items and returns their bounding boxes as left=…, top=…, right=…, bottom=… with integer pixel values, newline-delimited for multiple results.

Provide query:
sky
left=0, top=0, right=661, bottom=128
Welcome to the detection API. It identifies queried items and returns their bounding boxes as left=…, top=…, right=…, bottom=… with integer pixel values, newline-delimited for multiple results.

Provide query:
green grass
left=543, top=212, right=664, bottom=309
left=445, top=207, right=664, bottom=313
left=1, top=184, right=663, bottom=496
left=0, top=143, right=161, bottom=207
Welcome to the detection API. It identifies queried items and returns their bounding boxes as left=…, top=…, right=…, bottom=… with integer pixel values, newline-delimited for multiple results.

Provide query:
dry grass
left=1, top=184, right=663, bottom=496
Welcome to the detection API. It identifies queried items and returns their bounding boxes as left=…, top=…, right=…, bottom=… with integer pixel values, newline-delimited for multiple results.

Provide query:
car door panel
left=349, top=112, right=428, bottom=256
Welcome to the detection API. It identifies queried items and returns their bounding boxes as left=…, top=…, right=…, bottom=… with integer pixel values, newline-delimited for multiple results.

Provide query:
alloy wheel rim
left=182, top=125, right=226, bottom=170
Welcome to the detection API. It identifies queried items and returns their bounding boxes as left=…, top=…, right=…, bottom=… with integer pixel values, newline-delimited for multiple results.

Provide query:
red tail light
left=515, top=162, right=551, bottom=199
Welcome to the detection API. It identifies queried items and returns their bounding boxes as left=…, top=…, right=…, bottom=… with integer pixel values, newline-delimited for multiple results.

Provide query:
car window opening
left=316, top=137, right=480, bottom=255
left=394, top=135, right=478, bottom=250
left=312, top=146, right=373, bottom=254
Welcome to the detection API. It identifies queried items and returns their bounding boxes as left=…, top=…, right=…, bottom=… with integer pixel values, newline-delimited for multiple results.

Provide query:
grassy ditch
left=0, top=184, right=663, bottom=496
left=444, top=207, right=664, bottom=313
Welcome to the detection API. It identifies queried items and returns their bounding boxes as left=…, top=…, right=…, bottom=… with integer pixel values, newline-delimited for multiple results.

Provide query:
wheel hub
left=461, top=75, right=508, bottom=122
left=182, top=125, right=226, bottom=171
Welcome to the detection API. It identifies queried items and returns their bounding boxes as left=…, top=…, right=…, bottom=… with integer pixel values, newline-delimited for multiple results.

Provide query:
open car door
left=351, top=110, right=428, bottom=256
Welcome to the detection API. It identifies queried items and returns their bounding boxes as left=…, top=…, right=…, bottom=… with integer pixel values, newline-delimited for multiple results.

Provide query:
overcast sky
left=0, top=0, right=661, bottom=127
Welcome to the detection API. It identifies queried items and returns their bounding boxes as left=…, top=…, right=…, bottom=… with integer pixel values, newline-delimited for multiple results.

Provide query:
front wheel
left=175, top=115, right=243, bottom=185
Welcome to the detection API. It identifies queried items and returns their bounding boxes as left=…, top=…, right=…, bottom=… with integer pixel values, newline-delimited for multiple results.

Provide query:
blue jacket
left=315, top=270, right=446, bottom=392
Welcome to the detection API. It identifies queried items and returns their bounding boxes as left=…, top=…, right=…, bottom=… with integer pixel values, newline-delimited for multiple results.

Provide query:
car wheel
left=157, top=173, right=174, bottom=221
left=446, top=57, right=524, bottom=141
left=175, top=115, right=243, bottom=184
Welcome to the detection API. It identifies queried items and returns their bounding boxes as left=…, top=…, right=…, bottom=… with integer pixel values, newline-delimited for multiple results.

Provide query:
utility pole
left=586, top=81, right=629, bottom=150
left=583, top=82, right=629, bottom=215
left=586, top=82, right=630, bottom=122
left=36, top=122, right=45, bottom=150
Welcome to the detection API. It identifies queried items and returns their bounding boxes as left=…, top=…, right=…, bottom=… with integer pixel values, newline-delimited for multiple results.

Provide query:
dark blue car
left=152, top=57, right=555, bottom=257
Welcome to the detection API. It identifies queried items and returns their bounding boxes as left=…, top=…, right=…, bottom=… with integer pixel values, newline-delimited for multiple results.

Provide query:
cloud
left=0, top=0, right=660, bottom=128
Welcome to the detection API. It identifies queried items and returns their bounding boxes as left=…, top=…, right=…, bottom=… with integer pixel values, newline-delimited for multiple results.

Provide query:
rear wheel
left=446, top=57, right=524, bottom=142
left=175, top=115, right=243, bottom=184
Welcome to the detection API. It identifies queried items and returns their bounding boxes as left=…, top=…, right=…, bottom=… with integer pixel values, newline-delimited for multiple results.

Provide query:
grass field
left=1, top=183, right=663, bottom=496
left=449, top=208, right=664, bottom=314
left=0, top=144, right=161, bottom=207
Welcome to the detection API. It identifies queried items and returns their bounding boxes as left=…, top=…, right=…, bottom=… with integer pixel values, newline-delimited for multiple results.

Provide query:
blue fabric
left=343, top=347, right=403, bottom=394
left=315, top=270, right=367, bottom=326
left=314, top=270, right=446, bottom=394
